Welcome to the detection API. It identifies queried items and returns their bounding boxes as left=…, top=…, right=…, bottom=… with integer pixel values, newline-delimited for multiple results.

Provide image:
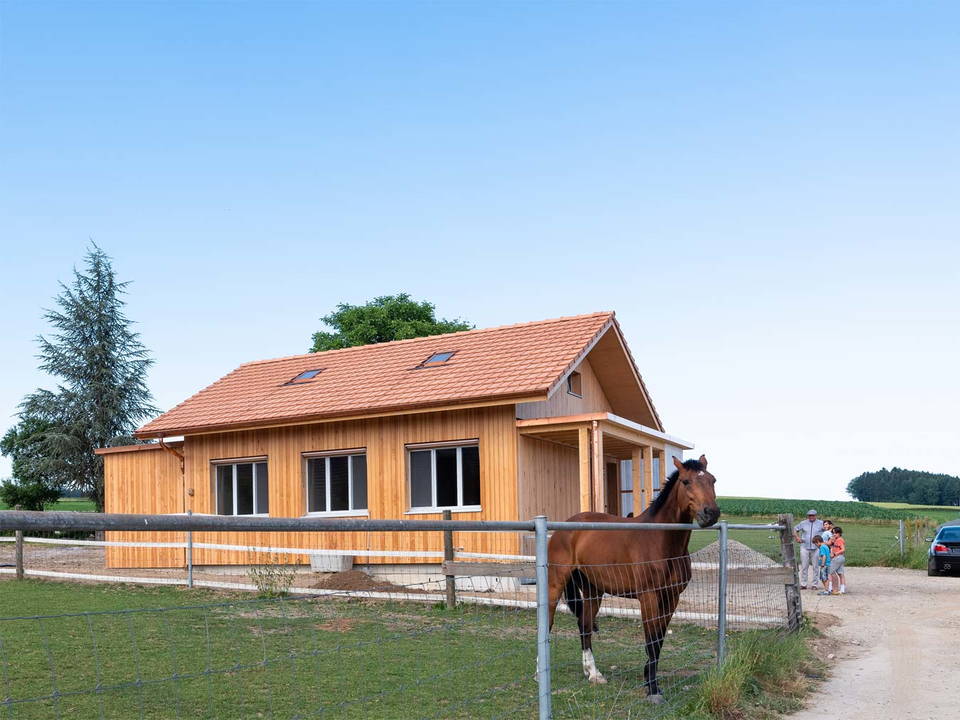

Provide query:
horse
left=546, top=455, right=720, bottom=702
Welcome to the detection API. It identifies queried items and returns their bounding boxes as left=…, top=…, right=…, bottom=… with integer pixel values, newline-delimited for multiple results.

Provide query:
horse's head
left=672, top=455, right=720, bottom=528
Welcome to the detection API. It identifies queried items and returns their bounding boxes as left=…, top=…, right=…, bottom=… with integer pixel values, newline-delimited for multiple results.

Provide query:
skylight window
left=421, top=351, right=455, bottom=367
left=286, top=369, right=323, bottom=385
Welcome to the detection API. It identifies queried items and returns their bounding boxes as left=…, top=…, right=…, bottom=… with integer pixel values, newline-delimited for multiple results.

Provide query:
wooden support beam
left=659, top=449, right=668, bottom=490
left=631, top=447, right=642, bottom=516
left=578, top=427, right=591, bottom=513
left=642, top=445, right=654, bottom=506
left=591, top=422, right=604, bottom=513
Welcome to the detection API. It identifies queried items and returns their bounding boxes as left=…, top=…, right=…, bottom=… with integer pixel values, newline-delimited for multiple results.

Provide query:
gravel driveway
left=788, top=566, right=960, bottom=720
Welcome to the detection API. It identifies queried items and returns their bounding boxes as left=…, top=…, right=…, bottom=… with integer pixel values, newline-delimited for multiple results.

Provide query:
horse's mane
left=649, top=458, right=704, bottom=516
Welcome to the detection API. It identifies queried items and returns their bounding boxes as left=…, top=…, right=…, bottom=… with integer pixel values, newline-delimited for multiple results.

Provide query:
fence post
left=898, top=519, right=905, bottom=557
left=186, top=509, right=194, bottom=588
left=14, top=505, right=24, bottom=581
left=535, top=515, right=552, bottom=720
left=778, top=514, right=802, bottom=632
left=443, top=509, right=456, bottom=609
left=716, top=520, right=729, bottom=665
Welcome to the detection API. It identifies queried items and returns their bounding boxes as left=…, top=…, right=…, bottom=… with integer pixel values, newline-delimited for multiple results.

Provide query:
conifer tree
left=19, top=245, right=158, bottom=511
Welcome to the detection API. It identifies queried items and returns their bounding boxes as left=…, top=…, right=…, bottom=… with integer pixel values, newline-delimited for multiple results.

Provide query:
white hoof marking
left=582, top=650, right=606, bottom=684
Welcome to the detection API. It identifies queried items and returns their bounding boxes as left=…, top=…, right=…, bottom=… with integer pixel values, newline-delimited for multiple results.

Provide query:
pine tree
left=19, top=245, right=158, bottom=511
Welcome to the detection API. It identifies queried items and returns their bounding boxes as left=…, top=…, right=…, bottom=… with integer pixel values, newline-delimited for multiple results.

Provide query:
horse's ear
left=698, top=454, right=708, bottom=469
left=672, top=456, right=684, bottom=471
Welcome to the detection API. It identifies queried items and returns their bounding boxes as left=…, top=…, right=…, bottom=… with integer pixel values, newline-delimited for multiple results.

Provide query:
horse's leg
left=579, top=585, right=606, bottom=684
left=546, top=562, right=571, bottom=632
left=638, top=587, right=680, bottom=702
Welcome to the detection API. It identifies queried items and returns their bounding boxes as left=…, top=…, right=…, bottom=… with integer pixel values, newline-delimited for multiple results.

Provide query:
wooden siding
left=104, top=446, right=185, bottom=568
left=517, top=436, right=580, bottom=523
left=515, top=359, right=611, bottom=420
left=106, top=406, right=520, bottom=567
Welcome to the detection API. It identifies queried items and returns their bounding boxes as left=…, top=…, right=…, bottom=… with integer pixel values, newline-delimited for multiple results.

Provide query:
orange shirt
left=831, top=537, right=845, bottom=557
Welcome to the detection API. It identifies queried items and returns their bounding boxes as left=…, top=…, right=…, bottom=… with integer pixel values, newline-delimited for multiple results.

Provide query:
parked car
left=927, top=523, right=960, bottom=576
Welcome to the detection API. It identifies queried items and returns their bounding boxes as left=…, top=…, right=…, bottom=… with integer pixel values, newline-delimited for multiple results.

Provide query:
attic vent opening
left=286, top=369, right=323, bottom=385
left=420, top=351, right=456, bottom=368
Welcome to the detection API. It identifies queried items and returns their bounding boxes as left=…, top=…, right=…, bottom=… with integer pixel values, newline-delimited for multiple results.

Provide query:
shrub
left=247, top=555, right=296, bottom=597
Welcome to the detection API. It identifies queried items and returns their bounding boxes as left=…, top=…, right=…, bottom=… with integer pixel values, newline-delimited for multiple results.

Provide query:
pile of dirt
left=692, top=539, right=780, bottom=568
left=311, top=569, right=415, bottom=594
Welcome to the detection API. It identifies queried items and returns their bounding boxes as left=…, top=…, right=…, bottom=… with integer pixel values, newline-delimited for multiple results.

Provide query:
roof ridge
left=239, top=311, right=614, bottom=368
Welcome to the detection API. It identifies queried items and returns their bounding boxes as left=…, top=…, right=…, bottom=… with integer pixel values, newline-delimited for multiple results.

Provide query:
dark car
left=928, top=524, right=960, bottom=576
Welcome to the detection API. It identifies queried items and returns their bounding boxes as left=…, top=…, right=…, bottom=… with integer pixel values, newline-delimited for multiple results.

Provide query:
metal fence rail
left=0, top=511, right=801, bottom=719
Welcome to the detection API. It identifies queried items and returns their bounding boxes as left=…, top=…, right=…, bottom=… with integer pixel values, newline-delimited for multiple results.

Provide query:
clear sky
left=1, top=1, right=958, bottom=501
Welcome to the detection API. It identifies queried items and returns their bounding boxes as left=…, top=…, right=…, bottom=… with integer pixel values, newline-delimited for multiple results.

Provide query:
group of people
left=794, top=509, right=847, bottom=595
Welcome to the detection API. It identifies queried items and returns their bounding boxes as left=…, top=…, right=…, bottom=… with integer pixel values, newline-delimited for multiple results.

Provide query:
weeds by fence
left=0, top=512, right=798, bottom=719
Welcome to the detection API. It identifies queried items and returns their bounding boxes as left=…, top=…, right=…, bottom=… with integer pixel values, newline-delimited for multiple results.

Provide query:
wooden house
left=98, top=312, right=693, bottom=568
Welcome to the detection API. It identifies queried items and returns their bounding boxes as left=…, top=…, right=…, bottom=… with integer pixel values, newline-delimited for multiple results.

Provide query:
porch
left=517, top=412, right=694, bottom=517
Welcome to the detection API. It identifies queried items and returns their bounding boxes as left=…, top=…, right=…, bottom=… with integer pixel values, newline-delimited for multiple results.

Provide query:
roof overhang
left=135, top=393, right=547, bottom=439
left=517, top=412, right=694, bottom=459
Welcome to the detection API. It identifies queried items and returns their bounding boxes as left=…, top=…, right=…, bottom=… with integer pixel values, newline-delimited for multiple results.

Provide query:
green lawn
left=0, top=580, right=716, bottom=720
left=868, top=502, right=960, bottom=524
left=689, top=514, right=913, bottom=567
left=0, top=498, right=97, bottom=512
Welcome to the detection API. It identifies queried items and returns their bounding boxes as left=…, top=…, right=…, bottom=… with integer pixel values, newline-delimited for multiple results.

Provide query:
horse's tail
left=565, top=568, right=600, bottom=634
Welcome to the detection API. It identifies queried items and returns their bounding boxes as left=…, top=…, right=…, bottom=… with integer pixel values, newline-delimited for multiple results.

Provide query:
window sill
left=303, top=510, right=370, bottom=518
left=217, top=513, right=270, bottom=518
left=405, top=506, right=482, bottom=515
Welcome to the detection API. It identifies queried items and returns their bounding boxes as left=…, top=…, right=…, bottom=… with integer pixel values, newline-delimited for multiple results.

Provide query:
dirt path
left=788, top=566, right=960, bottom=720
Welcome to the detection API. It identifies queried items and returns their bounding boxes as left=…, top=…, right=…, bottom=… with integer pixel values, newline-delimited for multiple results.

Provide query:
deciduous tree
left=310, top=294, right=472, bottom=352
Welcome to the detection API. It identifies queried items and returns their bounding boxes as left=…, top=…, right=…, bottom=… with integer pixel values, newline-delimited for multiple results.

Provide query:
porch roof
left=516, top=412, right=694, bottom=459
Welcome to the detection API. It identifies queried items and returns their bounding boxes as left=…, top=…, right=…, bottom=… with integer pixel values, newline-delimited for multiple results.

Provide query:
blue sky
left=1, top=1, right=958, bottom=500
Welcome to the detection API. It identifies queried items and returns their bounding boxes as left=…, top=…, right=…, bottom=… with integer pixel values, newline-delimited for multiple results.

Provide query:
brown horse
left=547, top=455, right=720, bottom=701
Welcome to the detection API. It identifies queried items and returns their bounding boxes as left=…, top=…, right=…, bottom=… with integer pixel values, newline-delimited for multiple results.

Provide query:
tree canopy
left=16, top=245, right=158, bottom=511
left=310, top=294, right=472, bottom=352
left=847, top=467, right=960, bottom=506
left=0, top=417, right=63, bottom=510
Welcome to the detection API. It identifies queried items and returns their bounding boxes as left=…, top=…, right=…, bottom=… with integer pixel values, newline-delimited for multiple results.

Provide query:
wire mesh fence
left=0, top=513, right=800, bottom=719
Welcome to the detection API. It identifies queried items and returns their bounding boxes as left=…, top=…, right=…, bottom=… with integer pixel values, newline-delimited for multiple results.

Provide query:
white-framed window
left=214, top=459, right=269, bottom=516
left=407, top=442, right=480, bottom=512
left=304, top=450, right=368, bottom=516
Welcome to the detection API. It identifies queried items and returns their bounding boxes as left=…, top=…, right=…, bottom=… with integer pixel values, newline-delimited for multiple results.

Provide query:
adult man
left=794, top=509, right=825, bottom=589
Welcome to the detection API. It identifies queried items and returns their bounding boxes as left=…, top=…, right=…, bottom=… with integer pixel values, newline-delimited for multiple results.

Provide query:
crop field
left=716, top=497, right=953, bottom=522
left=0, top=579, right=717, bottom=720
left=705, top=498, right=959, bottom=567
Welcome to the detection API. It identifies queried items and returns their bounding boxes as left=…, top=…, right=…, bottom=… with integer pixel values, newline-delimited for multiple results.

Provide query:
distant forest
left=847, top=468, right=960, bottom=506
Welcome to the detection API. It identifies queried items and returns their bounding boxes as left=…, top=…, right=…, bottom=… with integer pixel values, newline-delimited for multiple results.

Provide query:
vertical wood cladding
left=515, top=359, right=612, bottom=420
left=104, top=447, right=185, bottom=568
left=105, top=406, right=520, bottom=567
left=517, top=436, right=579, bottom=523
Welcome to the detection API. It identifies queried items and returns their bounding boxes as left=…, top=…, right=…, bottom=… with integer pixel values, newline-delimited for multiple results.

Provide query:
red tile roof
left=137, top=312, right=619, bottom=438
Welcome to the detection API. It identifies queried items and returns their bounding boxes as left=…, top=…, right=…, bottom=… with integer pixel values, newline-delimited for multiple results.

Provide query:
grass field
left=702, top=497, right=960, bottom=568
left=688, top=514, right=907, bottom=566
left=868, top=502, right=960, bottom=524
left=0, top=497, right=97, bottom=512
left=0, top=579, right=719, bottom=720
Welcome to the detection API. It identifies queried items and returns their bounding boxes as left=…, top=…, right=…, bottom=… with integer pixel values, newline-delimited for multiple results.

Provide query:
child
left=821, top=520, right=834, bottom=543
left=814, top=535, right=832, bottom=595
left=829, top=526, right=846, bottom=595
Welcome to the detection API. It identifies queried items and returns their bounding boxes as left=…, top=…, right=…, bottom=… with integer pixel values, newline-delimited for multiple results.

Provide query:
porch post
left=591, top=421, right=604, bottom=513
left=642, top=445, right=654, bottom=506
left=631, top=447, right=642, bottom=516
left=578, top=426, right=591, bottom=513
